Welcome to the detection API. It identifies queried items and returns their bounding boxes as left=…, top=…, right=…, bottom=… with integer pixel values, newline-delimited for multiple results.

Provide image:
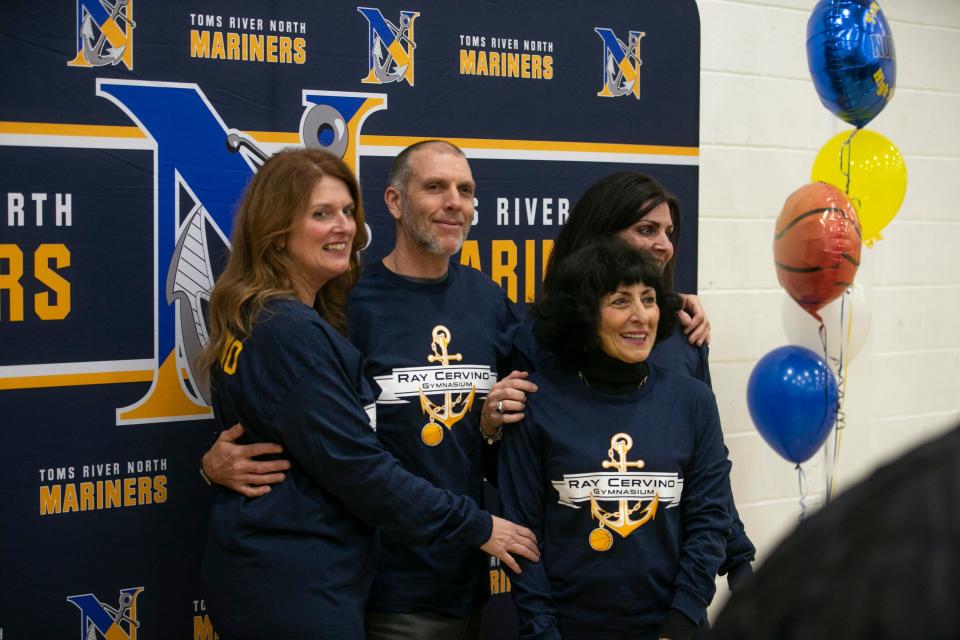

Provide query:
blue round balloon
left=747, top=346, right=838, bottom=464
left=807, top=0, right=897, bottom=128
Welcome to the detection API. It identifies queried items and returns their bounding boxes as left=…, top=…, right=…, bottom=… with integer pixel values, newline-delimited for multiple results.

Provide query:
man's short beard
left=399, top=195, right=469, bottom=257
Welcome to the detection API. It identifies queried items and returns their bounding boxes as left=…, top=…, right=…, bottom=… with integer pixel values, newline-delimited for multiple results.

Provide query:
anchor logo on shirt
left=418, top=325, right=476, bottom=446
left=588, top=433, right=659, bottom=551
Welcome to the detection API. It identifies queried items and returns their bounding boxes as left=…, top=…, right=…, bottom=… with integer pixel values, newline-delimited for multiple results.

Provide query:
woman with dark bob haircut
left=498, top=237, right=733, bottom=640
left=502, top=172, right=755, bottom=613
left=199, top=148, right=537, bottom=640
left=533, top=239, right=682, bottom=366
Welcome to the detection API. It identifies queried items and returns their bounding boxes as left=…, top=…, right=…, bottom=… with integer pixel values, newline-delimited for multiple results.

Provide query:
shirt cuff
left=469, top=510, right=494, bottom=548
left=659, top=608, right=698, bottom=640
left=669, top=587, right=706, bottom=628
left=726, top=561, right=754, bottom=592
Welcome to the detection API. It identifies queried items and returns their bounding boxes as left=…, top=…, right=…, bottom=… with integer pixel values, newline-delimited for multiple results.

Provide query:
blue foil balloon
left=807, top=0, right=897, bottom=128
left=747, top=346, right=839, bottom=464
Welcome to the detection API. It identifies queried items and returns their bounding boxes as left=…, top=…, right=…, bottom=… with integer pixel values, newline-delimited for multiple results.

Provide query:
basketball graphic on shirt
left=589, top=527, right=614, bottom=552
left=421, top=423, right=444, bottom=447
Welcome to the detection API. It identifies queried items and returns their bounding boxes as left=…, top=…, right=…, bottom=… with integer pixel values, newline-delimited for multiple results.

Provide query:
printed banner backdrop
left=0, top=1, right=700, bottom=637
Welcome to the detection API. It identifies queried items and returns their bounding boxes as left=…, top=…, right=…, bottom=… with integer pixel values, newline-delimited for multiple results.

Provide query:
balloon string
left=817, top=320, right=835, bottom=503
left=796, top=463, right=808, bottom=523
left=840, top=129, right=857, bottom=195
left=828, top=292, right=852, bottom=500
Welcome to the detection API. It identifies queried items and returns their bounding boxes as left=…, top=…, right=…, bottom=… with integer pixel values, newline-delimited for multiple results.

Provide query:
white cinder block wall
left=696, top=0, right=960, bottom=612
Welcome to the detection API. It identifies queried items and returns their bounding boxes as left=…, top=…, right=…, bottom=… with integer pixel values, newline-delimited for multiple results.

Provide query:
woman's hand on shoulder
left=677, top=293, right=711, bottom=347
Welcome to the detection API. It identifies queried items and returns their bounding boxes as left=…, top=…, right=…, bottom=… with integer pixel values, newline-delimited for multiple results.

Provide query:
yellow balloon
left=811, top=129, right=907, bottom=246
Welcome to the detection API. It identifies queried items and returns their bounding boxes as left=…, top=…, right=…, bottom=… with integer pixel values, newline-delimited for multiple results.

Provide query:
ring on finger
left=496, top=400, right=504, bottom=414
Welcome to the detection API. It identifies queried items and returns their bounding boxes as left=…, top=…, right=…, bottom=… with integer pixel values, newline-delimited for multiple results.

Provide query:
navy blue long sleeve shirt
left=347, top=260, right=520, bottom=617
left=498, top=364, right=731, bottom=640
left=512, top=321, right=755, bottom=582
left=202, top=298, right=492, bottom=640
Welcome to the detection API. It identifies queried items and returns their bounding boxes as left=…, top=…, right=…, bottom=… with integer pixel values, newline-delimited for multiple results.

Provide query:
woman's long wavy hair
left=197, top=148, right=367, bottom=380
left=544, top=172, right=682, bottom=294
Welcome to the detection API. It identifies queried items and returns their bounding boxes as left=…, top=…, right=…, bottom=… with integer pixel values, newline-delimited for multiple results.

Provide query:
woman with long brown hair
left=199, top=149, right=537, bottom=640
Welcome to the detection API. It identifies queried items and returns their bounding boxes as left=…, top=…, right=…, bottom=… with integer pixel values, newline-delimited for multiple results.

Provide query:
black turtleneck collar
left=577, top=349, right=648, bottom=395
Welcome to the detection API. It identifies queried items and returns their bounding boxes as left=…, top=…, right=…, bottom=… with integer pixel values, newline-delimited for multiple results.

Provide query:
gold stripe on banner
left=0, top=360, right=157, bottom=390
left=246, top=132, right=699, bottom=157
left=358, top=134, right=699, bottom=157
left=0, top=121, right=147, bottom=139
left=0, top=122, right=698, bottom=160
left=245, top=131, right=300, bottom=144
left=0, top=370, right=154, bottom=390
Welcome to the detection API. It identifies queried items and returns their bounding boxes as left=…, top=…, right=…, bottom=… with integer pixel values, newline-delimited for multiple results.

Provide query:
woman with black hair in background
left=545, top=172, right=710, bottom=377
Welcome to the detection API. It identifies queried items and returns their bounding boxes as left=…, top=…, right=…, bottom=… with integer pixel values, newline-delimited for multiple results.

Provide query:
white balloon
left=781, top=282, right=871, bottom=364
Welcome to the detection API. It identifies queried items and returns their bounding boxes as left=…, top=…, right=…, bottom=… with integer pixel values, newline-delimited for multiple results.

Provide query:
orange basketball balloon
left=774, top=183, right=862, bottom=320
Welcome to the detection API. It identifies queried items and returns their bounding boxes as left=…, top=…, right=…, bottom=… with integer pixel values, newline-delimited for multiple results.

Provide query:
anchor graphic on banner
left=588, top=433, right=659, bottom=551
left=418, top=325, right=476, bottom=446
